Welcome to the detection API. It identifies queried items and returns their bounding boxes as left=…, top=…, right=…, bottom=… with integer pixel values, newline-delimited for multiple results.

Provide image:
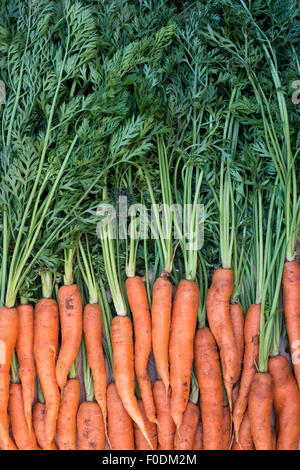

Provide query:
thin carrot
left=282, top=260, right=300, bottom=388
left=134, top=399, right=158, bottom=450
left=268, top=354, right=300, bottom=450
left=16, top=302, right=35, bottom=435
left=125, top=276, right=156, bottom=424
left=77, top=401, right=105, bottom=450
left=194, top=327, right=223, bottom=450
left=56, top=378, right=81, bottom=450
left=233, top=304, right=260, bottom=441
left=111, top=315, right=153, bottom=448
left=222, top=406, right=231, bottom=450
left=174, top=401, right=199, bottom=450
left=206, top=268, right=238, bottom=409
left=193, top=420, right=203, bottom=450
left=231, top=410, right=254, bottom=450
left=151, top=274, right=172, bottom=397
left=34, top=273, right=60, bottom=449
left=8, top=383, right=39, bottom=450
left=248, top=372, right=273, bottom=450
left=107, top=382, right=135, bottom=450
left=153, top=380, right=175, bottom=450
left=169, top=279, right=199, bottom=429
left=0, top=305, right=18, bottom=450
left=33, top=402, right=57, bottom=450
left=230, top=302, right=244, bottom=380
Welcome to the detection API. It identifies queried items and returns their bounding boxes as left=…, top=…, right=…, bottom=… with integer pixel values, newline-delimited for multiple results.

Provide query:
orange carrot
left=248, top=372, right=273, bottom=450
left=33, top=402, right=57, bottom=450
left=230, top=303, right=244, bottom=380
left=233, top=304, right=260, bottom=441
left=16, top=303, right=35, bottom=434
left=151, top=275, right=172, bottom=396
left=34, top=298, right=60, bottom=449
left=107, top=382, right=135, bottom=450
left=134, top=399, right=158, bottom=450
left=0, top=305, right=18, bottom=450
left=56, top=378, right=81, bottom=450
left=282, top=260, right=300, bottom=388
left=8, top=383, right=39, bottom=450
left=231, top=410, right=254, bottom=450
left=206, top=268, right=238, bottom=409
left=222, top=406, right=231, bottom=450
left=125, top=276, right=156, bottom=424
left=56, top=284, right=82, bottom=391
left=268, top=355, right=300, bottom=449
left=83, top=303, right=107, bottom=428
left=77, top=401, right=105, bottom=450
left=153, top=380, right=175, bottom=450
left=193, top=420, right=203, bottom=450
left=174, top=401, right=199, bottom=450
left=194, top=327, right=223, bottom=450
left=111, top=315, right=152, bottom=448
left=169, top=279, right=199, bottom=429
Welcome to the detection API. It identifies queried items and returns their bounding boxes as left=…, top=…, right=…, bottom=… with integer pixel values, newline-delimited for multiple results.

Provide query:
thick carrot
left=248, top=372, right=273, bottom=450
left=231, top=410, right=254, bottom=450
left=169, top=279, right=199, bottom=429
left=282, top=260, right=300, bottom=388
left=16, top=303, right=35, bottom=435
left=230, top=303, right=244, bottom=380
left=56, top=284, right=82, bottom=391
left=111, top=315, right=152, bottom=448
left=0, top=305, right=18, bottom=450
left=153, top=380, right=175, bottom=450
left=193, top=420, right=203, bottom=450
left=233, top=304, right=260, bottom=441
left=222, top=406, right=231, bottom=450
left=134, top=399, right=158, bottom=450
left=194, top=327, right=223, bottom=450
left=174, top=401, right=199, bottom=450
left=107, top=382, right=135, bottom=450
left=8, top=383, right=39, bottom=450
left=83, top=303, right=107, bottom=428
left=206, top=268, right=238, bottom=409
left=34, top=298, right=60, bottom=449
left=125, top=276, right=156, bottom=424
left=56, top=378, right=81, bottom=450
left=77, top=401, right=105, bottom=450
left=33, top=402, right=57, bottom=450
left=268, top=355, right=300, bottom=449
left=151, top=275, right=172, bottom=396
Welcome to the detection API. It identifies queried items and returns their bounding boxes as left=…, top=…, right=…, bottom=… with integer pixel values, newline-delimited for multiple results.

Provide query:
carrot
left=83, top=303, right=107, bottom=429
left=33, top=402, right=57, bottom=450
left=107, top=382, right=135, bottom=450
left=8, top=383, right=39, bottom=450
left=77, top=401, right=106, bottom=450
left=56, top=378, right=81, bottom=450
left=231, top=410, right=254, bottom=450
left=153, top=380, right=175, bottom=450
left=248, top=372, right=273, bottom=450
left=193, top=420, right=203, bottom=450
left=111, top=315, right=152, bottom=448
left=125, top=276, right=156, bottom=424
left=268, top=354, right=300, bottom=449
left=0, top=305, right=18, bottom=450
left=206, top=268, right=238, bottom=410
left=34, top=297, right=60, bottom=449
left=233, top=304, right=260, bottom=441
left=174, top=401, right=199, bottom=450
left=16, top=302, right=35, bottom=435
left=169, top=279, right=199, bottom=429
left=56, top=283, right=83, bottom=391
left=134, top=399, right=158, bottom=450
left=222, top=406, right=231, bottom=450
left=151, top=274, right=172, bottom=397
left=194, top=327, right=223, bottom=450
left=230, top=302, right=244, bottom=380
left=282, top=260, right=300, bottom=388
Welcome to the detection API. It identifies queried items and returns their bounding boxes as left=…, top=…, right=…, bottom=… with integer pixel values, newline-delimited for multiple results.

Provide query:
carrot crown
left=78, top=237, right=98, bottom=305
